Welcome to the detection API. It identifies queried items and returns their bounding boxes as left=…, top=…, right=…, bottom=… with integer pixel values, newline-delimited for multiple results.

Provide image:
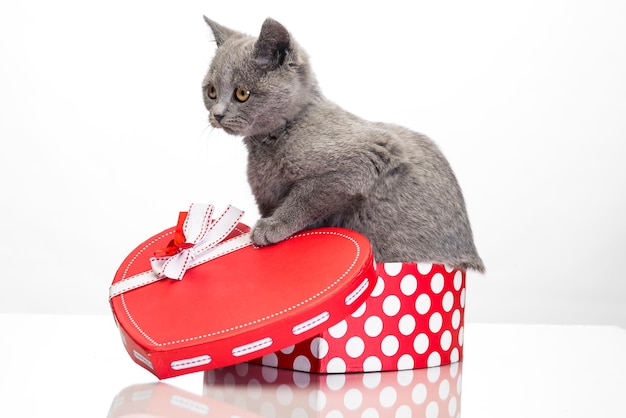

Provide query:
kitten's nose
left=214, top=114, right=224, bottom=122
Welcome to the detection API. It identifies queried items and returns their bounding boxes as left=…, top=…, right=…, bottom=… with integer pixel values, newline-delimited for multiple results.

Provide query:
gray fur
left=202, top=17, right=484, bottom=272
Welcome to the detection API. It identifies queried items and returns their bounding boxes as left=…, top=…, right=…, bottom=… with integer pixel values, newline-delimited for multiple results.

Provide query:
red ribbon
left=154, top=212, right=194, bottom=257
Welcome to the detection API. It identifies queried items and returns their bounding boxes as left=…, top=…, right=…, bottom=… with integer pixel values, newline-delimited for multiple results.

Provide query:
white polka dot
left=427, top=351, right=442, bottom=367
left=397, top=353, right=414, bottom=371
left=445, top=264, right=455, bottom=273
left=429, top=312, right=443, bottom=333
left=384, top=262, right=403, bottom=276
left=427, top=364, right=441, bottom=383
left=417, top=262, right=433, bottom=275
left=205, top=370, right=216, bottom=385
left=235, top=362, right=249, bottom=376
left=291, top=407, right=307, bottom=418
left=345, top=336, right=365, bottom=358
left=398, top=314, right=416, bottom=336
left=451, top=309, right=461, bottom=329
left=262, top=366, right=278, bottom=383
left=364, top=315, right=384, bottom=337
left=412, top=383, right=427, bottom=404
left=326, top=374, right=346, bottom=391
left=457, top=373, right=463, bottom=395
left=379, top=386, right=397, bottom=408
left=362, top=372, right=382, bottom=389
left=449, top=396, right=458, bottom=416
left=459, top=326, right=464, bottom=346
left=363, top=356, right=382, bottom=372
left=396, top=369, right=414, bottom=386
left=400, top=274, right=417, bottom=296
left=383, top=295, right=401, bottom=316
left=438, top=379, right=450, bottom=400
left=326, top=357, right=347, bottom=374
left=224, top=372, right=235, bottom=387
left=328, top=320, right=348, bottom=338
left=381, top=335, right=400, bottom=357
left=293, top=355, right=311, bottom=373
left=415, top=294, right=431, bottom=315
left=361, top=408, right=380, bottom=418
left=460, top=288, right=466, bottom=308
left=430, top=273, right=445, bottom=294
left=425, top=401, right=439, bottom=418
left=276, top=384, right=293, bottom=405
left=311, top=337, right=329, bottom=359
left=293, top=370, right=310, bottom=388
left=247, top=378, right=262, bottom=398
left=453, top=270, right=463, bottom=291
left=395, top=405, right=412, bottom=418
left=440, top=330, right=452, bottom=351
left=442, top=291, right=454, bottom=312
left=260, top=401, right=276, bottom=418
left=450, top=347, right=460, bottom=363
left=450, top=361, right=459, bottom=378
left=343, top=388, right=363, bottom=410
left=351, top=301, right=367, bottom=318
left=211, top=388, right=224, bottom=401
left=371, top=277, right=385, bottom=297
left=325, top=410, right=343, bottom=418
left=309, top=390, right=326, bottom=411
left=281, top=345, right=295, bottom=354
left=262, top=353, right=278, bottom=367
left=413, top=333, right=429, bottom=354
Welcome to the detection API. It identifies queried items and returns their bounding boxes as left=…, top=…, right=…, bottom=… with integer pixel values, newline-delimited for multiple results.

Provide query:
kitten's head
left=202, top=17, right=319, bottom=137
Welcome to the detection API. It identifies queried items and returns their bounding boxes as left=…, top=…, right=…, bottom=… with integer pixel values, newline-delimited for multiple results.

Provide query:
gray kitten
left=202, top=17, right=484, bottom=272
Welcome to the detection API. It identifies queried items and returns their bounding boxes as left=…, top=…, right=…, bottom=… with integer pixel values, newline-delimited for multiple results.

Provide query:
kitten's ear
left=203, top=16, right=238, bottom=47
left=253, top=18, right=291, bottom=70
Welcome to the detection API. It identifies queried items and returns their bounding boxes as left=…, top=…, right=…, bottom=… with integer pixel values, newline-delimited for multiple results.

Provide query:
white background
left=1, top=1, right=624, bottom=327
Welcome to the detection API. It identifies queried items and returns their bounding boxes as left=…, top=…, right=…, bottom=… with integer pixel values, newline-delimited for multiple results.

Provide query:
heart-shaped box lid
left=110, top=205, right=376, bottom=379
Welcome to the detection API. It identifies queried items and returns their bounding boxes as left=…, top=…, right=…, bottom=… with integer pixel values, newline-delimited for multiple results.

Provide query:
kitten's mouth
left=211, top=120, right=238, bottom=136
left=210, top=115, right=247, bottom=136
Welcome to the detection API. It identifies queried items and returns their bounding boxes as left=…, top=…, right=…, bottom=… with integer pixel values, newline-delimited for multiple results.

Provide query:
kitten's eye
left=234, top=86, right=250, bottom=103
left=206, top=83, right=218, bottom=100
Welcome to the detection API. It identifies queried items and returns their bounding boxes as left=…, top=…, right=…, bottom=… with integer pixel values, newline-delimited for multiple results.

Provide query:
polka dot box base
left=250, top=262, right=466, bottom=373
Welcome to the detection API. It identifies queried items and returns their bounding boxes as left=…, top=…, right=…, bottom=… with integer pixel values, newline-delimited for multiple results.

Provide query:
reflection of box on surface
left=205, top=362, right=463, bottom=417
left=108, top=382, right=262, bottom=418
left=251, top=262, right=466, bottom=373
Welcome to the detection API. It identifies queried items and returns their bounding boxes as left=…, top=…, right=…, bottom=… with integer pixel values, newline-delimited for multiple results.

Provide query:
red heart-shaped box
left=110, top=223, right=376, bottom=379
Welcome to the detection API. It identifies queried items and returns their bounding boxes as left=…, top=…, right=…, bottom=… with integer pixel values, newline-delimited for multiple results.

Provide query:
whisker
left=199, top=123, right=215, bottom=143
left=191, top=124, right=214, bottom=165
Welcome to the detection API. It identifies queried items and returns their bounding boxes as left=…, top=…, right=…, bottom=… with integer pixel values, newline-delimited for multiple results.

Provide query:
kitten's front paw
left=251, top=217, right=292, bottom=247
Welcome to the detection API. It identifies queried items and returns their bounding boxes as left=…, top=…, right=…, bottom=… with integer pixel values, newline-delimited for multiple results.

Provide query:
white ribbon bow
left=150, top=203, right=247, bottom=280
left=109, top=203, right=251, bottom=299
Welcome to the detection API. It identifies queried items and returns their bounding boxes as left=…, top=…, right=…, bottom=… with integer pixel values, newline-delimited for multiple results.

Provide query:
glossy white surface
left=0, top=314, right=624, bottom=417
